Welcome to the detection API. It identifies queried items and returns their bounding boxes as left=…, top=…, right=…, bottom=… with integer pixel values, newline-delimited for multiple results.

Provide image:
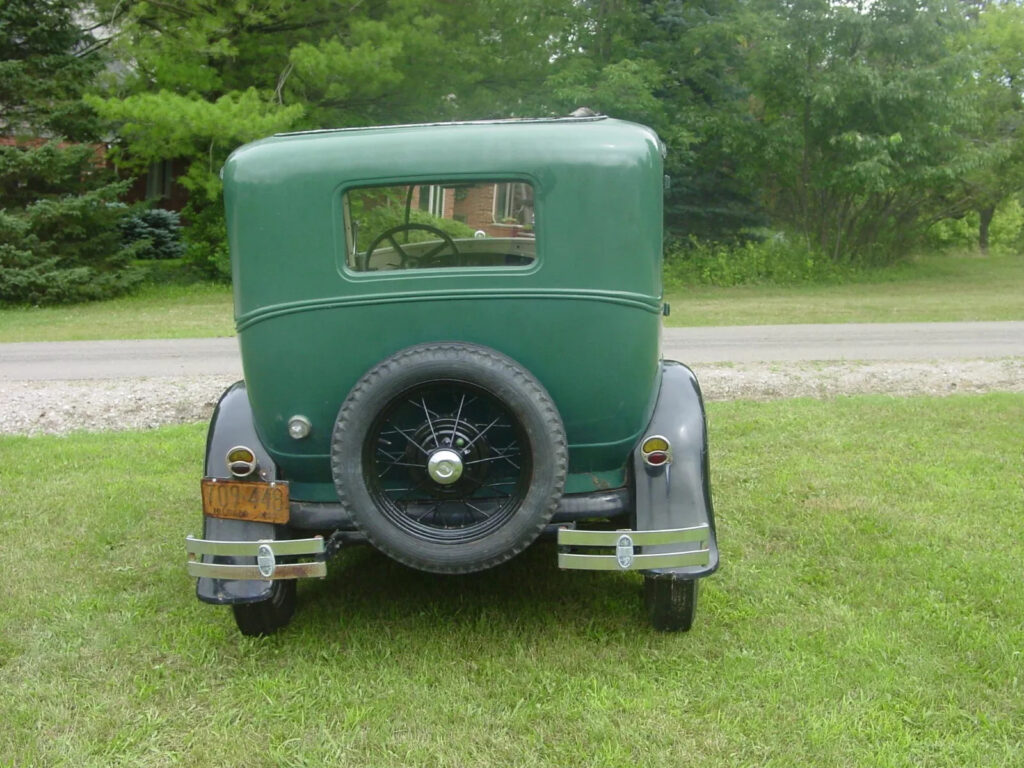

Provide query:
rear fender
left=196, top=381, right=283, bottom=605
left=633, top=361, right=719, bottom=578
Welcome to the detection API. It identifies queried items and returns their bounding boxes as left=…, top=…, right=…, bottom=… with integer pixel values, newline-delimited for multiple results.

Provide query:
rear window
left=343, top=181, right=536, bottom=272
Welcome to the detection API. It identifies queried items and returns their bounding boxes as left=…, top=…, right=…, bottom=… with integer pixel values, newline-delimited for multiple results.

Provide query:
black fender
left=633, top=360, right=719, bottom=579
left=196, top=381, right=282, bottom=605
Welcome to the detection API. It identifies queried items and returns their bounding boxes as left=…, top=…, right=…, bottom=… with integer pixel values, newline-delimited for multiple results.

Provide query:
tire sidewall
left=331, top=343, right=567, bottom=573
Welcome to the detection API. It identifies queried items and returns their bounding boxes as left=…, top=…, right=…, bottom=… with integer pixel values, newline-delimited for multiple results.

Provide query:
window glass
left=344, top=181, right=536, bottom=272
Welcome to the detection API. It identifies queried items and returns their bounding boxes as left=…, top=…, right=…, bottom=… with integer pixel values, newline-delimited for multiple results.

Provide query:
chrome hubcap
left=427, top=449, right=463, bottom=485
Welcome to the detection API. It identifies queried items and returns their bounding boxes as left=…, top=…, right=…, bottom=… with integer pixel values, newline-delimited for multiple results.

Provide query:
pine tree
left=0, top=0, right=139, bottom=305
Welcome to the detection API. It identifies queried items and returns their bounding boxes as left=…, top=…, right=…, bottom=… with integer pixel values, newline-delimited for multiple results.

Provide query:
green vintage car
left=186, top=115, right=719, bottom=635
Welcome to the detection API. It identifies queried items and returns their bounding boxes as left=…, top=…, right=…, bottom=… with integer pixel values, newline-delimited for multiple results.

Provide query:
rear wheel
left=331, top=343, right=567, bottom=573
left=231, top=580, right=297, bottom=636
left=643, top=574, right=699, bottom=632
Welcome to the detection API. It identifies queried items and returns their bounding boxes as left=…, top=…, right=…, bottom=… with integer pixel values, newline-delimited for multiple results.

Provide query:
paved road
left=0, top=337, right=242, bottom=381
left=664, top=321, right=1024, bottom=363
left=1, top=321, right=1022, bottom=381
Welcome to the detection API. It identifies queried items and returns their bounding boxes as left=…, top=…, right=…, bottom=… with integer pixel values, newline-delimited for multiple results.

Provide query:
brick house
left=0, top=136, right=188, bottom=211
left=412, top=181, right=535, bottom=237
left=125, top=158, right=188, bottom=211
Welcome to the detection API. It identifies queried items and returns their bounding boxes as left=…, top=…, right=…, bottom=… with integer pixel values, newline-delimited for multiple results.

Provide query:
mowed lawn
left=0, top=282, right=234, bottom=342
left=665, top=251, right=1024, bottom=326
left=1, top=252, right=1022, bottom=342
left=1, top=394, right=1021, bottom=767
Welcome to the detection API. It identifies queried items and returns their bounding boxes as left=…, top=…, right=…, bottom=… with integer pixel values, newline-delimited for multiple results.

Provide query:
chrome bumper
left=185, top=535, right=327, bottom=580
left=556, top=525, right=711, bottom=571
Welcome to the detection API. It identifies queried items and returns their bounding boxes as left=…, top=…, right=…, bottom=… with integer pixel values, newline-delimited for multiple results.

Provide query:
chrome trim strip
left=557, top=550, right=710, bottom=571
left=557, top=525, right=708, bottom=547
left=557, top=525, right=711, bottom=571
left=186, top=561, right=327, bottom=580
left=185, top=536, right=324, bottom=557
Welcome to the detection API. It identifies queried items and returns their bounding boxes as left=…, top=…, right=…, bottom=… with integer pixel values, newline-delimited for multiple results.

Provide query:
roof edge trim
left=274, top=115, right=607, bottom=138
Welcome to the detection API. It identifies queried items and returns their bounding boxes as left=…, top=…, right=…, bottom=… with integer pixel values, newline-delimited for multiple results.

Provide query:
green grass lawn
left=1, top=394, right=1021, bottom=766
left=665, top=251, right=1024, bottom=326
left=0, top=282, right=234, bottom=342
left=0, top=252, right=1022, bottom=342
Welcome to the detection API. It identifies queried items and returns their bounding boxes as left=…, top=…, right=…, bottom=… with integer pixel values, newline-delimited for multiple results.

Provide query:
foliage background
left=0, top=0, right=142, bottom=303
left=4, top=0, right=1024, bottom=299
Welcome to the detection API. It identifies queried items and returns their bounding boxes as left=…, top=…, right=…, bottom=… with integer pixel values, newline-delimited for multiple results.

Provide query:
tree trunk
left=978, top=205, right=995, bottom=255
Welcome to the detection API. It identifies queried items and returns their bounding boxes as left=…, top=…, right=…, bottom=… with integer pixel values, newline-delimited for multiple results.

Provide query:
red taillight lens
left=640, top=435, right=672, bottom=468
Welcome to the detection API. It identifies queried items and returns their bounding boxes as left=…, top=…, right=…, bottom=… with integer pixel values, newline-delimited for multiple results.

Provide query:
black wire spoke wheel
left=367, top=382, right=529, bottom=543
left=331, top=343, right=567, bottom=574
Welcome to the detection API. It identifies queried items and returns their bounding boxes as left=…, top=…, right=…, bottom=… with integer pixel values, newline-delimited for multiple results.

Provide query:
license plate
left=201, top=478, right=290, bottom=524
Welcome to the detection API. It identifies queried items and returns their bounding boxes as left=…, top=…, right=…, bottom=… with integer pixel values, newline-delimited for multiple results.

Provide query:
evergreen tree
left=542, top=0, right=767, bottom=241
left=89, top=0, right=570, bottom=277
left=0, top=0, right=139, bottom=305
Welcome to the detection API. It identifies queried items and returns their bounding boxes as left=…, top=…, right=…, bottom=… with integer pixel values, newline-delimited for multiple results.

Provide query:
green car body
left=187, top=116, right=718, bottom=635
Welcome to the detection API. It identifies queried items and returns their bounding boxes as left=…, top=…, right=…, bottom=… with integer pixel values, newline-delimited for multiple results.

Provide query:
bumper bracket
left=185, top=535, right=327, bottom=580
left=556, top=525, right=710, bottom=571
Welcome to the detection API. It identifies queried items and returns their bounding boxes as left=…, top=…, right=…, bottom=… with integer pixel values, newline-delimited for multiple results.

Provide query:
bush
left=0, top=142, right=144, bottom=305
left=120, top=208, right=185, bottom=260
left=924, top=215, right=975, bottom=252
left=988, top=198, right=1024, bottom=253
left=180, top=200, right=231, bottom=280
left=925, top=199, right=1024, bottom=255
left=664, top=234, right=852, bottom=288
left=0, top=252, right=142, bottom=305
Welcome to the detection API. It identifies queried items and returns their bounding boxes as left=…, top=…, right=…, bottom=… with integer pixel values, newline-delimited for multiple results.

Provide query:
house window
left=145, top=160, right=173, bottom=201
left=493, top=182, right=533, bottom=226
left=417, top=184, right=446, bottom=217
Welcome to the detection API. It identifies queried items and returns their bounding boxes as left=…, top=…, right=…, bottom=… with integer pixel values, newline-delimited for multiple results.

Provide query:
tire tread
left=331, top=343, right=568, bottom=574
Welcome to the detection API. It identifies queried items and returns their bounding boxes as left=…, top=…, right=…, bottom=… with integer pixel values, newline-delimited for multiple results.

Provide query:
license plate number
left=201, top=478, right=290, bottom=524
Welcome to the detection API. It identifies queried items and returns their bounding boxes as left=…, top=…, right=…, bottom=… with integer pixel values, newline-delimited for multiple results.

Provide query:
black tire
left=231, top=580, right=297, bottom=636
left=331, top=343, right=568, bottom=574
left=644, top=574, right=699, bottom=632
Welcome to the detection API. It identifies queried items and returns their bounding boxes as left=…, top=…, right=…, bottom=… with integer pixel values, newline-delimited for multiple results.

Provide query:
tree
left=541, top=0, right=768, bottom=241
left=0, top=0, right=139, bottom=305
left=0, top=0, right=103, bottom=140
left=740, top=0, right=980, bottom=263
left=630, top=0, right=769, bottom=240
left=958, top=2, right=1024, bottom=252
left=88, top=0, right=573, bottom=276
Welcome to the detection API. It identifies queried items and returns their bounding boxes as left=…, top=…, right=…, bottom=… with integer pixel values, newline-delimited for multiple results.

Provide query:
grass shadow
left=293, top=538, right=643, bottom=637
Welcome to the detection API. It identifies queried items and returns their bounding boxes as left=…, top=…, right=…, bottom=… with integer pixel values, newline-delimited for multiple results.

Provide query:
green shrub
left=925, top=199, right=1024, bottom=255
left=925, top=214, right=980, bottom=252
left=0, top=252, right=142, bottom=305
left=120, top=208, right=185, bottom=260
left=181, top=200, right=231, bottom=280
left=988, top=198, right=1024, bottom=254
left=0, top=142, right=144, bottom=305
left=664, top=234, right=852, bottom=288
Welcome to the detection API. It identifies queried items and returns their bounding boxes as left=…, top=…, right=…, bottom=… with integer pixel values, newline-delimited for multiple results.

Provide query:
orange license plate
left=201, top=478, right=290, bottom=524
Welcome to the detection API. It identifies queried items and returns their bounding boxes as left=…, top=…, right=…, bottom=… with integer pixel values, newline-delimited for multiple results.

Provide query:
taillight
left=640, top=435, right=672, bottom=468
left=226, top=446, right=258, bottom=478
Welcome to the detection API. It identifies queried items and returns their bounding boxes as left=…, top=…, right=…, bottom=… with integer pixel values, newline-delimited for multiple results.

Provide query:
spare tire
left=330, top=343, right=568, bottom=573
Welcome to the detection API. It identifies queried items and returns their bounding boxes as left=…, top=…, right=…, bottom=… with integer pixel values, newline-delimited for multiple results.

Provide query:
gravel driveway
left=3, top=358, right=1022, bottom=436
